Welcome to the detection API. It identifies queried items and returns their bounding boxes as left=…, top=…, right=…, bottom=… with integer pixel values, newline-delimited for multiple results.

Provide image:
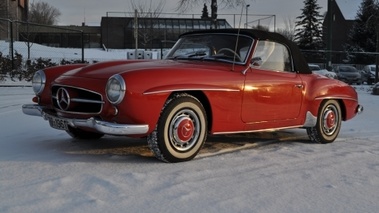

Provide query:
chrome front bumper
left=22, top=104, right=149, bottom=136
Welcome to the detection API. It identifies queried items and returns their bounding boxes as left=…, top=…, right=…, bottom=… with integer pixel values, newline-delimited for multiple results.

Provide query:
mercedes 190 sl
left=22, top=29, right=363, bottom=162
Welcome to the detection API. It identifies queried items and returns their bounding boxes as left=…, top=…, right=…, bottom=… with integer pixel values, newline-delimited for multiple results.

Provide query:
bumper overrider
left=22, top=104, right=149, bottom=136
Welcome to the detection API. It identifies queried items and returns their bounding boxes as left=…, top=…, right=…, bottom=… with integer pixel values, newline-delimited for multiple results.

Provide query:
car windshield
left=339, top=66, right=357, bottom=72
left=165, top=34, right=254, bottom=64
left=370, top=66, right=376, bottom=72
left=309, top=65, right=321, bottom=71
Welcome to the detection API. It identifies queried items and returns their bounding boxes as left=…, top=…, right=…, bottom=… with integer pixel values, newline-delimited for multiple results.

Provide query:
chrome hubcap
left=322, top=105, right=339, bottom=136
left=169, top=109, right=200, bottom=152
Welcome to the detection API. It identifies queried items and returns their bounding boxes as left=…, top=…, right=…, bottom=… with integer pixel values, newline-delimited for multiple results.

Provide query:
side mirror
left=251, top=57, right=262, bottom=67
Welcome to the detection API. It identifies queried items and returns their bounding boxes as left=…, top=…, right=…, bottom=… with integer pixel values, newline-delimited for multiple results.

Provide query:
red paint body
left=31, top=29, right=360, bottom=138
left=35, top=58, right=359, bottom=137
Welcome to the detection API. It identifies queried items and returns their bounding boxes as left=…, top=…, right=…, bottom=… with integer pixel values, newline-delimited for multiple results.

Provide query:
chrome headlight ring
left=106, top=74, right=126, bottom=105
left=32, top=70, right=46, bottom=95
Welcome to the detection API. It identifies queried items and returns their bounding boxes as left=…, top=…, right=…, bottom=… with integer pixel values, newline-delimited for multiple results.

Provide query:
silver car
left=334, top=65, right=362, bottom=85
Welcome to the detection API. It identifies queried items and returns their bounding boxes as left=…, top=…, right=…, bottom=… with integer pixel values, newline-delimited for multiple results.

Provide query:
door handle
left=295, top=84, right=303, bottom=89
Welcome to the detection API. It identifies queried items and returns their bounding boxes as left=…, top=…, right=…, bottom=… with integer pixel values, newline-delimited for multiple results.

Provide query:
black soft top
left=181, top=29, right=311, bottom=74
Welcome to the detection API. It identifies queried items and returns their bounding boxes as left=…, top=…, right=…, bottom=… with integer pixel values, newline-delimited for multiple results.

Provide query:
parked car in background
left=362, top=65, right=377, bottom=85
left=372, top=82, right=379, bottom=95
left=308, top=64, right=337, bottom=79
left=22, top=29, right=363, bottom=162
left=334, top=65, right=362, bottom=85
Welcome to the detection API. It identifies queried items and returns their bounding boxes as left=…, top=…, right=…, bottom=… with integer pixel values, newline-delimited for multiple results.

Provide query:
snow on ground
left=0, top=85, right=378, bottom=213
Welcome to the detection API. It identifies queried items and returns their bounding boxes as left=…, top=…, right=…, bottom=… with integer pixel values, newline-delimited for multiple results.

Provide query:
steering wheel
left=217, top=48, right=242, bottom=61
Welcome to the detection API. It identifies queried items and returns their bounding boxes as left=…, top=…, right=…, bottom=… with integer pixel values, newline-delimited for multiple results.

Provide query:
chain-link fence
left=0, top=18, right=86, bottom=82
left=1, top=16, right=378, bottom=84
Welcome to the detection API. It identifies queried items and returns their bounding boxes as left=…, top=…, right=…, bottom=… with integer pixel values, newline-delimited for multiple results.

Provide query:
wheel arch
left=313, top=98, right=348, bottom=121
left=336, top=99, right=347, bottom=121
left=167, top=90, right=213, bottom=132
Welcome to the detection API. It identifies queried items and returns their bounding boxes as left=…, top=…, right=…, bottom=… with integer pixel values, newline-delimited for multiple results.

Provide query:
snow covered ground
left=0, top=85, right=378, bottom=213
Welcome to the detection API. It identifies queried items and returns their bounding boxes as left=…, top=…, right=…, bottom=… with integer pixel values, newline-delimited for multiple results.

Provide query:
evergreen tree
left=295, top=0, right=324, bottom=50
left=345, top=0, right=379, bottom=64
left=201, top=3, right=209, bottom=19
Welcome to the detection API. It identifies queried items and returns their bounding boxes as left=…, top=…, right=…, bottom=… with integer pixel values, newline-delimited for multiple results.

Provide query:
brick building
left=0, top=0, right=29, bottom=40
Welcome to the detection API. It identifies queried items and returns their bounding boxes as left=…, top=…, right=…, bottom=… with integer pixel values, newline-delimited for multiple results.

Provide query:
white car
left=309, top=64, right=337, bottom=79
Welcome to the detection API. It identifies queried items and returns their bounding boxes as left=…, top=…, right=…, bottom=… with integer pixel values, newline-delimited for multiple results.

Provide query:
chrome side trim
left=22, top=104, right=149, bottom=136
left=213, top=125, right=303, bottom=135
left=144, top=88, right=240, bottom=95
left=213, top=111, right=317, bottom=135
left=314, top=96, right=358, bottom=102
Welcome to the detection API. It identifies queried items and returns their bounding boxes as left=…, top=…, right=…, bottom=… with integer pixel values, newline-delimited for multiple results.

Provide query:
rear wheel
left=66, top=126, right=104, bottom=140
left=147, top=93, right=207, bottom=163
left=307, top=100, right=342, bottom=144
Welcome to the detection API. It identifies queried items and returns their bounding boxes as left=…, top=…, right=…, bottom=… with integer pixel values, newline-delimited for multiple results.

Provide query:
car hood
left=61, top=59, right=235, bottom=79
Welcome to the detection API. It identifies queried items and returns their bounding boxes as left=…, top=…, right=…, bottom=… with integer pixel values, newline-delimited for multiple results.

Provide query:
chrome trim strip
left=22, top=104, right=149, bottom=136
left=52, top=96, right=105, bottom=104
left=71, top=98, right=105, bottom=104
left=213, top=125, right=304, bottom=135
left=52, top=84, right=104, bottom=98
left=144, top=88, right=240, bottom=95
left=314, top=96, right=358, bottom=102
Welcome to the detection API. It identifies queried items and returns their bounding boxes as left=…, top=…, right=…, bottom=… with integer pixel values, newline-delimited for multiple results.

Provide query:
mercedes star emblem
left=56, top=88, right=70, bottom=111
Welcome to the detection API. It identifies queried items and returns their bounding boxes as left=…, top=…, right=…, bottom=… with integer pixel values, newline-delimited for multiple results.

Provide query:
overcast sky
left=44, top=0, right=361, bottom=29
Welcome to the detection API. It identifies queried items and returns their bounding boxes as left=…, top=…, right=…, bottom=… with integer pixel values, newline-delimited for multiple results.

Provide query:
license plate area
left=46, top=115, right=68, bottom=130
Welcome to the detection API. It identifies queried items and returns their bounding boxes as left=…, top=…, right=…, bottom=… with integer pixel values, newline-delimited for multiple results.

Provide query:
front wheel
left=147, top=93, right=207, bottom=163
left=307, top=100, right=342, bottom=144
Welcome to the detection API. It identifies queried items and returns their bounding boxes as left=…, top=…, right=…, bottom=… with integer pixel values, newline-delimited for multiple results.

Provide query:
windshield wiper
left=187, top=51, right=207, bottom=58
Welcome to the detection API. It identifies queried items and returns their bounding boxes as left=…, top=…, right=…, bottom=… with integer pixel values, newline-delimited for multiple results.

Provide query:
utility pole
left=376, top=21, right=379, bottom=83
left=245, top=4, right=250, bottom=29
left=134, top=9, right=138, bottom=58
left=211, top=0, right=217, bottom=29
left=326, top=0, right=334, bottom=70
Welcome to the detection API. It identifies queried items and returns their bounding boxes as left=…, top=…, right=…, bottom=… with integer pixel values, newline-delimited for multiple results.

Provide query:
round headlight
left=106, top=74, right=126, bottom=105
left=32, top=70, right=46, bottom=95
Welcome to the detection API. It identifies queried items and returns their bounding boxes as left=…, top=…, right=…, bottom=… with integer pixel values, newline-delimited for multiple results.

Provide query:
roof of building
left=336, top=0, right=361, bottom=20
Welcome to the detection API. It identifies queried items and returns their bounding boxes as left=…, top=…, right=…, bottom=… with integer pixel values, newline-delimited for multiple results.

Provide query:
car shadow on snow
left=51, top=129, right=313, bottom=162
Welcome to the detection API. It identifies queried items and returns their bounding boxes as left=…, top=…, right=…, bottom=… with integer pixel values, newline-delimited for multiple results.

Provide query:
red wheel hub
left=325, top=110, right=336, bottom=129
left=176, top=118, right=194, bottom=142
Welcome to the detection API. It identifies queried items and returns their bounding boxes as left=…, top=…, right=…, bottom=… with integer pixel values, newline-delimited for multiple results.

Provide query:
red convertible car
left=23, top=29, right=363, bottom=162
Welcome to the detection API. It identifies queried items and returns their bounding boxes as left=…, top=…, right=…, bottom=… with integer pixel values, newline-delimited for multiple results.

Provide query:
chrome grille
left=52, top=85, right=104, bottom=114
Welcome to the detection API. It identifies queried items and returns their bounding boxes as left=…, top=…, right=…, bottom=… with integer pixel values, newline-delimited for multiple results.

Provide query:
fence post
left=81, top=30, right=84, bottom=63
left=376, top=24, right=379, bottom=83
left=10, top=20, right=14, bottom=70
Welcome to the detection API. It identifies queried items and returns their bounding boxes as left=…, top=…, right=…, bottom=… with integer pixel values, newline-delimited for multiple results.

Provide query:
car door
left=241, top=40, right=304, bottom=123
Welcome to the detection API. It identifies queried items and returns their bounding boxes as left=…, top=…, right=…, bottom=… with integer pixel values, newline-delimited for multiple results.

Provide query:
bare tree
left=276, top=17, right=296, bottom=41
left=130, top=0, right=166, bottom=49
left=28, top=1, right=61, bottom=25
left=177, top=0, right=247, bottom=29
left=131, top=0, right=165, bottom=18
